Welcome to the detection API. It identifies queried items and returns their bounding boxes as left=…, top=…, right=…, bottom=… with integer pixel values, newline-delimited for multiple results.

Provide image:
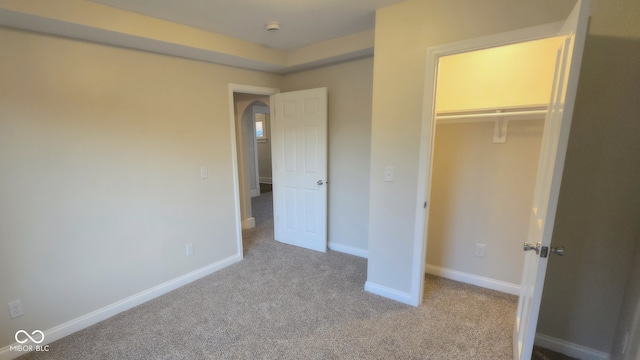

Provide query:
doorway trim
left=228, top=84, right=279, bottom=258
left=411, top=21, right=569, bottom=306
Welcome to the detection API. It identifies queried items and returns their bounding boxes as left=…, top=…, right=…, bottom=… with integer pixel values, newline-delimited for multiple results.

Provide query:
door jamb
left=228, top=84, right=279, bottom=258
left=411, top=21, right=567, bottom=306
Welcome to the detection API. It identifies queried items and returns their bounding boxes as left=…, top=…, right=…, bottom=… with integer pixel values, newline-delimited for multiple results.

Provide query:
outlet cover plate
left=475, top=244, right=486, bottom=257
left=8, top=300, right=24, bottom=319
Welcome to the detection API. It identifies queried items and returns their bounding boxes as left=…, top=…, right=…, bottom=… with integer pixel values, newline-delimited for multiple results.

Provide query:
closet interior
left=425, top=36, right=565, bottom=293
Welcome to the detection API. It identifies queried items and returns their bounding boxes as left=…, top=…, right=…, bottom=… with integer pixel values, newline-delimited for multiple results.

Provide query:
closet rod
left=436, top=106, right=548, bottom=123
left=436, top=109, right=547, bottom=120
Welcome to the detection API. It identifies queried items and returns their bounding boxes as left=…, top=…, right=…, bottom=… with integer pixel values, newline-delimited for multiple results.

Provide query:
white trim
left=228, top=84, right=279, bottom=257
left=422, top=21, right=564, bottom=58
left=424, top=264, right=520, bottom=295
left=275, top=238, right=327, bottom=253
left=250, top=189, right=260, bottom=198
left=328, top=242, right=368, bottom=258
left=259, top=177, right=272, bottom=184
left=411, top=21, right=572, bottom=308
left=535, top=333, right=610, bottom=360
left=242, top=217, right=256, bottom=229
left=364, top=281, right=414, bottom=305
left=0, top=254, right=241, bottom=360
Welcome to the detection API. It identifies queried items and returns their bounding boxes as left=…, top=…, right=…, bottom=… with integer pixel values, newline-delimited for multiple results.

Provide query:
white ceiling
left=89, top=0, right=406, bottom=50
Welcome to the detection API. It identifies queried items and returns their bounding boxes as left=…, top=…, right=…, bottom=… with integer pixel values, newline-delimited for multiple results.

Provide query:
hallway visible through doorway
left=242, top=184, right=273, bottom=254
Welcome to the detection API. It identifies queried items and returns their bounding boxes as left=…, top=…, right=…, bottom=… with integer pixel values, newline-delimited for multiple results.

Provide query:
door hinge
left=540, top=246, right=549, bottom=258
left=423, top=201, right=427, bottom=209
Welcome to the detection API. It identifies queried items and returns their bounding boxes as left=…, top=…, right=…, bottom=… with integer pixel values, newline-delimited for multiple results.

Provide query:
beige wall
left=436, top=38, right=563, bottom=112
left=0, top=28, right=280, bottom=348
left=369, top=0, right=640, bottom=355
left=282, top=57, right=374, bottom=255
left=427, top=120, right=544, bottom=285
left=436, top=37, right=563, bottom=112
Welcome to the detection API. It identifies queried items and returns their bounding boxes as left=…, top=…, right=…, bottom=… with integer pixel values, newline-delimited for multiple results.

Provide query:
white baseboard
left=242, top=217, right=255, bottom=229
left=535, top=333, right=610, bottom=360
left=424, top=264, right=520, bottom=295
left=0, top=254, right=242, bottom=360
left=259, top=177, right=272, bottom=184
left=328, top=242, right=368, bottom=258
left=250, top=189, right=260, bottom=198
left=364, top=281, right=414, bottom=306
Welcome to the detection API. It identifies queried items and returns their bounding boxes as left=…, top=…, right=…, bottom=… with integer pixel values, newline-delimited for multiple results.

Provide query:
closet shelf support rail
left=435, top=108, right=548, bottom=123
left=434, top=106, right=548, bottom=144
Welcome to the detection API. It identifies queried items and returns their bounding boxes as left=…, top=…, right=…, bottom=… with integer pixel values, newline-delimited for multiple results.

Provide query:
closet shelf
left=435, top=105, right=548, bottom=144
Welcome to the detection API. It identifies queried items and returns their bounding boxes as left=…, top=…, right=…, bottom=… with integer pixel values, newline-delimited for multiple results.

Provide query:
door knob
left=550, top=246, right=565, bottom=256
left=523, top=242, right=541, bottom=255
left=317, top=180, right=324, bottom=186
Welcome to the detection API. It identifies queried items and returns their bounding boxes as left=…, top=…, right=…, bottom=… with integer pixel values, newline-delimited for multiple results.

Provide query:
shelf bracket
left=493, top=113, right=508, bottom=143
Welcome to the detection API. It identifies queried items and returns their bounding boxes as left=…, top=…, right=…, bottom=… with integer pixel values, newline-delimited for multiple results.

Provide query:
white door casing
left=416, top=24, right=581, bottom=307
left=272, top=88, right=328, bottom=252
left=513, top=1, right=591, bottom=359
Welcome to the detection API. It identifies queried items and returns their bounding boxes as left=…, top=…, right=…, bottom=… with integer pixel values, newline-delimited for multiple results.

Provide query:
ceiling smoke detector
left=265, top=22, right=280, bottom=32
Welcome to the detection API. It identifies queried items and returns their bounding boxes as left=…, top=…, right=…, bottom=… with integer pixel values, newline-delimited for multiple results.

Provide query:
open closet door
left=271, top=88, right=328, bottom=252
left=513, top=1, right=591, bottom=359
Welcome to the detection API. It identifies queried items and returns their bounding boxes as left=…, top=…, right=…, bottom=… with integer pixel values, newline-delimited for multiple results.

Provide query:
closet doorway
left=413, top=4, right=590, bottom=358
left=424, top=36, right=565, bottom=294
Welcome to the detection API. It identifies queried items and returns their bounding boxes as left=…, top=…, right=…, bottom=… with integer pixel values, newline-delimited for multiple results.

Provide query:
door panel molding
left=272, top=88, right=328, bottom=253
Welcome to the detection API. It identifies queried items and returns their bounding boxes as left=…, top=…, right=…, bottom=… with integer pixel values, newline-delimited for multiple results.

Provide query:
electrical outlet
left=186, top=243, right=194, bottom=256
left=475, top=243, right=486, bottom=257
left=8, top=300, right=24, bottom=319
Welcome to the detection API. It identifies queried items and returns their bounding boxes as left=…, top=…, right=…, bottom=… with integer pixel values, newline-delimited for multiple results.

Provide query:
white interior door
left=272, top=88, right=328, bottom=252
left=513, top=1, right=591, bottom=359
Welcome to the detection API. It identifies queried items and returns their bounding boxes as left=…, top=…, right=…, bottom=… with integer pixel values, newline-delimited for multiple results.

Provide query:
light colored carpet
left=19, top=191, right=522, bottom=360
